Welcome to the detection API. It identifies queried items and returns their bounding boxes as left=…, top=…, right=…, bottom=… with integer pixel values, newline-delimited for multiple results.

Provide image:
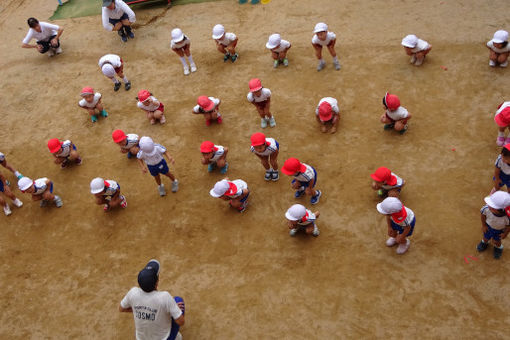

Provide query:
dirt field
left=2, top=0, right=510, bottom=338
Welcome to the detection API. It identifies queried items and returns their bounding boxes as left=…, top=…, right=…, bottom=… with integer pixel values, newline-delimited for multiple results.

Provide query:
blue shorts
left=292, top=167, right=317, bottom=188
left=109, top=12, right=129, bottom=26
left=240, top=192, right=249, bottom=203
left=275, top=141, right=280, bottom=150
left=390, top=217, right=416, bottom=236
left=0, top=180, right=4, bottom=193
left=49, top=182, right=54, bottom=194
left=484, top=224, right=504, bottom=241
left=147, top=159, right=169, bottom=177
left=495, top=172, right=510, bottom=188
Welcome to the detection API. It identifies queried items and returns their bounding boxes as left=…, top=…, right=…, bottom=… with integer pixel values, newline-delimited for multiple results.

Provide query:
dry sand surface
left=1, top=0, right=510, bottom=338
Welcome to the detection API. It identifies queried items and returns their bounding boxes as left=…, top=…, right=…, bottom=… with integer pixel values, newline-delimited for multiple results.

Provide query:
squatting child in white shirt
left=78, top=87, right=108, bottom=123
left=200, top=141, right=228, bottom=174
left=266, top=33, right=291, bottom=68
left=212, top=24, right=238, bottom=63
left=381, top=92, right=411, bottom=134
left=401, top=34, right=432, bottom=66
left=487, top=30, right=510, bottom=68
left=312, top=23, right=340, bottom=71
left=137, top=90, right=166, bottom=125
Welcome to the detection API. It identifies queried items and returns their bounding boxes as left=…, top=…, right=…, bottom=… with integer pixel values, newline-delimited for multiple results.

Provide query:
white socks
left=179, top=57, right=187, bottom=67
left=123, top=76, right=129, bottom=83
left=333, top=56, right=339, bottom=63
left=498, top=131, right=505, bottom=137
left=187, top=55, right=195, bottom=65
left=111, top=78, right=119, bottom=84
left=14, top=171, right=21, bottom=178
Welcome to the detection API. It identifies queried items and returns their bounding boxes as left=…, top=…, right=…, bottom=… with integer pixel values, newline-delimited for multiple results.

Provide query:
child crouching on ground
left=78, top=87, right=108, bottom=122
left=376, top=197, right=415, bottom=255
left=90, top=177, right=127, bottom=211
left=285, top=204, right=320, bottom=237
left=478, top=191, right=510, bottom=259
left=137, top=90, right=166, bottom=125
left=200, top=141, right=228, bottom=174
left=18, top=176, right=63, bottom=208
left=381, top=92, right=411, bottom=134
left=193, top=96, right=222, bottom=126
left=209, top=179, right=249, bottom=212
left=47, top=138, right=82, bottom=168
left=370, top=167, right=405, bottom=198
left=112, top=130, right=139, bottom=159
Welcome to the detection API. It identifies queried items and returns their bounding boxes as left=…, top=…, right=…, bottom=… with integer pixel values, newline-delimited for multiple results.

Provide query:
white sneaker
left=47, top=49, right=55, bottom=57
left=396, top=239, right=411, bottom=254
left=386, top=237, right=397, bottom=247
left=171, top=180, right=179, bottom=193
left=260, top=118, right=268, bottom=128
left=3, top=204, right=11, bottom=216
left=190, top=63, right=197, bottom=72
left=500, top=61, right=508, bottom=68
left=317, top=61, right=326, bottom=71
left=409, top=55, right=416, bottom=64
left=333, top=60, right=341, bottom=70
left=268, top=117, right=276, bottom=127
left=158, top=184, right=166, bottom=196
left=489, top=60, right=496, bottom=67
left=175, top=332, right=183, bottom=340
left=55, top=47, right=63, bottom=54
left=312, top=225, right=320, bottom=237
left=289, top=228, right=298, bottom=236
left=183, top=66, right=190, bottom=75
left=12, top=198, right=23, bottom=208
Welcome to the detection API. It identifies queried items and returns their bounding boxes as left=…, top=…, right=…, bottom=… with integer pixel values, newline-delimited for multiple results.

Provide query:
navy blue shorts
left=275, top=141, right=280, bottom=150
left=484, top=224, right=504, bottom=241
left=0, top=180, right=4, bottom=193
left=495, top=171, right=510, bottom=188
left=109, top=12, right=129, bottom=26
left=37, top=35, right=59, bottom=53
left=240, top=192, right=249, bottom=203
left=292, top=167, right=317, bottom=188
left=147, top=159, right=169, bottom=177
left=390, top=217, right=416, bottom=236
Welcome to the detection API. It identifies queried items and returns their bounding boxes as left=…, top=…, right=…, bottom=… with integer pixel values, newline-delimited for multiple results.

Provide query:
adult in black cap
left=102, top=0, right=136, bottom=42
left=119, top=259, right=185, bottom=340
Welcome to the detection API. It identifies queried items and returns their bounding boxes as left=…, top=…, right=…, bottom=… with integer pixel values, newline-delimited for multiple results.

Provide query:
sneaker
left=55, top=47, right=63, bottom=54
left=125, top=81, right=131, bottom=91
left=158, top=184, right=166, bottom=196
left=190, top=63, right=197, bottom=72
left=40, top=200, right=48, bottom=207
left=317, top=61, right=326, bottom=71
left=223, top=53, right=230, bottom=62
left=494, top=246, right=503, bottom=259
left=100, top=110, right=108, bottom=117
left=289, top=228, right=298, bottom=236
left=160, top=115, right=166, bottom=124
left=207, top=163, right=217, bottom=172
left=238, top=204, right=247, bottom=213
left=217, top=116, right=223, bottom=124
left=54, top=195, right=63, bottom=208
left=260, top=118, right=268, bottom=128
left=311, top=190, right=322, bottom=205
left=120, top=195, right=128, bottom=208
left=383, top=123, right=394, bottom=130
left=171, top=180, right=179, bottom=193
left=386, top=237, right=397, bottom=247
left=333, top=60, right=341, bottom=70
left=231, top=53, right=238, bottom=63
left=489, top=60, right=496, bottom=67
left=3, top=204, right=11, bottom=216
left=477, top=240, right=489, bottom=252
left=205, top=119, right=211, bottom=126
left=410, top=55, right=417, bottom=64
left=294, top=189, right=305, bottom=198
left=312, top=225, right=320, bottom=237
left=91, top=115, right=98, bottom=123
left=118, top=30, right=128, bottom=42
left=12, top=198, right=23, bottom=208
left=220, top=163, right=229, bottom=174
left=500, top=61, right=508, bottom=68
left=103, top=204, right=110, bottom=212
left=271, top=170, right=279, bottom=181
left=264, top=170, right=272, bottom=181
left=150, top=118, right=156, bottom=125
left=75, top=157, right=82, bottom=165
left=268, top=117, right=276, bottom=127
left=47, top=49, right=55, bottom=57
left=497, top=136, right=506, bottom=146
left=399, top=125, right=408, bottom=135
left=183, top=66, right=190, bottom=75
left=126, top=30, right=135, bottom=39
left=414, top=58, right=424, bottom=66
left=396, top=239, right=410, bottom=254
left=114, top=82, right=121, bottom=91
left=283, top=58, right=289, bottom=66
left=127, top=152, right=134, bottom=159
left=273, top=60, right=279, bottom=68
left=60, top=159, right=69, bottom=169
left=16, top=174, right=24, bottom=180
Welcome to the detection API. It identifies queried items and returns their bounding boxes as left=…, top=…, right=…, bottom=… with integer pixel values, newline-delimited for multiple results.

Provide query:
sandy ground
left=1, top=0, right=510, bottom=338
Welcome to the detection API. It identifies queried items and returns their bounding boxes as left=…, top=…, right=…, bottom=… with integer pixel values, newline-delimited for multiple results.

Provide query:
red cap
left=47, top=138, right=62, bottom=153
left=282, top=158, right=306, bottom=175
left=112, top=129, right=127, bottom=143
left=370, top=167, right=397, bottom=186
left=318, top=102, right=333, bottom=121
left=224, top=182, right=238, bottom=196
left=249, top=78, right=262, bottom=92
left=137, top=90, right=151, bottom=102
left=200, top=141, right=217, bottom=153
left=80, top=87, right=94, bottom=96
left=250, top=132, right=267, bottom=147
left=197, top=96, right=215, bottom=111
left=391, top=206, right=408, bottom=223
left=495, top=107, right=510, bottom=127
left=384, top=93, right=400, bottom=111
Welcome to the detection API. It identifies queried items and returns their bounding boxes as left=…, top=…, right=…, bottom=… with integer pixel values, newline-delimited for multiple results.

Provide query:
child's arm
left=494, top=167, right=502, bottom=190
left=481, top=214, right=488, bottom=233
left=371, top=181, right=381, bottom=190
left=1, top=160, right=16, bottom=173
left=137, top=159, right=147, bottom=173
left=396, top=226, right=411, bottom=243
left=502, top=226, right=510, bottom=239
left=163, top=151, right=175, bottom=164
left=151, top=98, right=160, bottom=106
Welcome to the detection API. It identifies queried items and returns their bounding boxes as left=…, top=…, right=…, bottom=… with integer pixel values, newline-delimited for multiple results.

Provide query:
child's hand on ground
left=482, top=224, right=488, bottom=233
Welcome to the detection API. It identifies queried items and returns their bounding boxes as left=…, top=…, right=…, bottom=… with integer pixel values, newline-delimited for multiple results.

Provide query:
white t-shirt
left=410, top=39, right=430, bottom=53
left=79, top=93, right=102, bottom=108
left=311, top=31, right=336, bottom=46
left=120, top=287, right=183, bottom=340
left=138, top=97, right=161, bottom=112
left=102, top=0, right=136, bottom=31
left=386, top=106, right=409, bottom=121
left=294, top=163, right=316, bottom=183
left=297, top=209, right=317, bottom=226
left=210, top=145, right=225, bottom=163
left=487, top=40, right=510, bottom=54
left=193, top=97, right=220, bottom=113
left=481, top=205, right=510, bottom=230
left=250, top=138, right=278, bottom=156
left=495, top=154, right=510, bottom=175
left=271, top=39, right=291, bottom=53
left=171, top=36, right=190, bottom=49
left=34, top=178, right=49, bottom=195
left=103, top=180, right=120, bottom=196
left=391, top=207, right=415, bottom=227
left=315, top=97, right=340, bottom=116
left=216, top=32, right=237, bottom=46
left=0, top=152, right=5, bottom=162
left=229, top=179, right=248, bottom=198
left=55, top=140, right=73, bottom=158
left=98, top=54, right=122, bottom=68
left=137, top=144, right=166, bottom=166
left=381, top=173, right=404, bottom=190
left=23, top=22, right=59, bottom=44
left=247, top=88, right=271, bottom=103
left=122, top=134, right=139, bottom=150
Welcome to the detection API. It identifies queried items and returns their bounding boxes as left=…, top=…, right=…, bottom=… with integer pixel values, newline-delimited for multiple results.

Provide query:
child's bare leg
left=211, top=112, right=219, bottom=120
left=327, top=43, right=337, bottom=58
left=147, top=112, right=155, bottom=124
left=68, top=149, right=80, bottom=161
left=204, top=112, right=212, bottom=123
left=269, top=156, right=278, bottom=171
left=320, top=122, right=327, bottom=133
left=154, top=174, right=162, bottom=186
left=271, top=51, right=279, bottom=60
left=3, top=187, right=16, bottom=201
left=217, top=44, right=227, bottom=54
left=0, top=195, right=6, bottom=207
left=173, top=48, right=185, bottom=57
left=87, top=109, right=97, bottom=117
left=226, top=44, right=236, bottom=55
left=394, top=120, right=407, bottom=131
left=278, top=51, right=287, bottom=60
left=95, top=196, right=107, bottom=205
left=388, top=226, right=397, bottom=238
left=183, top=44, right=191, bottom=57
left=153, top=110, right=163, bottom=121
left=112, top=22, right=123, bottom=31
left=263, top=103, right=272, bottom=118
left=305, top=187, right=317, bottom=197
left=387, top=189, right=400, bottom=197
left=489, top=50, right=498, bottom=62
left=54, top=157, right=65, bottom=164
left=498, top=52, right=509, bottom=64
left=109, top=194, right=122, bottom=208
left=291, top=181, right=302, bottom=190
left=380, top=115, right=392, bottom=124
left=313, top=44, right=323, bottom=60
left=305, top=224, right=314, bottom=234
left=41, top=190, right=55, bottom=201
left=260, top=156, right=270, bottom=170
left=230, top=199, right=241, bottom=208
left=494, top=239, right=502, bottom=247
left=163, top=172, right=176, bottom=182
left=32, top=194, right=42, bottom=201
left=216, top=158, right=227, bottom=168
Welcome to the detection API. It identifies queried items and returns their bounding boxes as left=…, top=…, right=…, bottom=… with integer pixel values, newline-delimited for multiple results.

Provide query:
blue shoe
left=494, top=246, right=503, bottom=259
left=311, top=190, right=322, bottom=205
left=91, top=115, right=98, bottom=123
left=100, top=110, right=108, bottom=117
left=220, top=163, right=229, bottom=174
left=127, top=152, right=133, bottom=159
left=207, top=163, right=217, bottom=173
left=477, top=240, right=488, bottom=252
left=223, top=53, right=230, bottom=62
left=383, top=123, right=394, bottom=130
left=294, top=189, right=305, bottom=198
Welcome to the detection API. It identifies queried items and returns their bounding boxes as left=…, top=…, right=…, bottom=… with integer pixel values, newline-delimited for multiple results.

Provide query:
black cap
left=103, top=0, right=113, bottom=7
left=137, top=259, right=160, bottom=292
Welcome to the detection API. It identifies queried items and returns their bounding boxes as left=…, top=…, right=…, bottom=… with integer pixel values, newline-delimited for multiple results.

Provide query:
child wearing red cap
left=0, top=171, right=23, bottom=216
left=17, top=176, right=63, bottom=208
left=90, top=177, right=127, bottom=212
left=78, top=87, right=108, bottom=123
left=112, top=130, right=139, bottom=159
left=0, top=152, right=23, bottom=179
left=494, top=102, right=510, bottom=146
left=137, top=90, right=166, bottom=125
left=200, top=141, right=228, bottom=174
left=493, top=145, right=510, bottom=193
left=266, top=33, right=291, bottom=68
left=47, top=138, right=82, bottom=168
left=285, top=204, right=320, bottom=237
left=376, top=197, right=415, bottom=254
left=281, top=158, right=322, bottom=204
left=381, top=92, right=411, bottom=134
left=212, top=24, right=238, bottom=63
left=401, top=34, right=431, bottom=66
left=312, top=23, right=340, bottom=71
left=250, top=132, right=279, bottom=181
left=209, top=179, right=249, bottom=212
left=98, top=54, right=131, bottom=91
left=247, top=78, right=275, bottom=128
left=370, top=167, right=405, bottom=198
left=192, top=96, right=222, bottom=126
left=315, top=97, right=340, bottom=133
left=487, top=30, right=510, bottom=68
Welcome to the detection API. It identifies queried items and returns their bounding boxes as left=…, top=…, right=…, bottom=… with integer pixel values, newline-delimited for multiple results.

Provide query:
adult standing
left=102, top=0, right=136, bottom=42
left=21, top=18, right=64, bottom=56
left=120, top=259, right=185, bottom=340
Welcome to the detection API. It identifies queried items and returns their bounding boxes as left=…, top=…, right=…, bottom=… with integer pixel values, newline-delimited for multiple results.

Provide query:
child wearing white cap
left=78, top=87, right=108, bottom=123
left=487, top=30, right=510, bottom=67
left=376, top=197, right=415, bottom=255
left=90, top=177, right=127, bottom=211
left=312, top=23, right=340, bottom=71
left=401, top=34, right=431, bottom=66
left=171, top=28, right=197, bottom=75
left=285, top=204, right=320, bottom=237
left=0, top=152, right=23, bottom=179
left=209, top=179, right=249, bottom=212
left=247, top=78, right=276, bottom=128
left=0, top=172, right=23, bottom=216
left=212, top=24, right=238, bottom=63
left=137, top=137, right=179, bottom=196
left=98, top=54, right=131, bottom=91
left=478, top=191, right=510, bottom=259
left=17, top=176, right=63, bottom=208
left=200, top=141, right=228, bottom=174
left=315, top=97, right=340, bottom=133
left=492, top=145, right=510, bottom=193
left=266, top=33, right=291, bottom=68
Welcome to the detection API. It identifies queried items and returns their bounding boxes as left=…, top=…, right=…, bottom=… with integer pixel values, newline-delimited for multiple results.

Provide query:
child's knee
left=291, top=181, right=300, bottom=189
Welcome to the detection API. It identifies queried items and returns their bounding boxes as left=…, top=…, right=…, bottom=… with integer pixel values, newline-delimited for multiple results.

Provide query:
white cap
left=314, top=22, right=328, bottom=33
left=266, top=33, right=281, bottom=49
left=377, top=197, right=403, bottom=215
left=171, top=28, right=184, bottom=43
left=401, top=34, right=418, bottom=48
left=210, top=180, right=230, bottom=198
left=212, top=24, right=225, bottom=39
left=139, top=136, right=155, bottom=154
left=90, top=177, right=105, bottom=194
left=484, top=191, right=510, bottom=210
left=18, top=177, right=33, bottom=191
left=493, top=30, right=509, bottom=44
left=285, top=204, right=307, bottom=221
left=101, top=64, right=115, bottom=78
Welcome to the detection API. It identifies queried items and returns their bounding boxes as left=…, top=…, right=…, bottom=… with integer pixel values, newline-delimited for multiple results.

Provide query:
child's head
left=249, top=78, right=263, bottom=96
left=318, top=102, right=333, bottom=122
left=47, top=138, right=62, bottom=154
left=200, top=141, right=216, bottom=159
left=266, top=33, right=281, bottom=50
left=212, top=24, right=225, bottom=41
left=197, top=96, right=215, bottom=112
left=401, top=34, right=418, bottom=50
left=285, top=204, right=307, bottom=225
left=382, top=92, right=400, bottom=111
left=18, top=177, right=34, bottom=194
left=250, top=132, right=268, bottom=153
left=493, top=30, right=509, bottom=49
left=90, top=177, right=106, bottom=196
left=112, top=129, right=127, bottom=146
left=495, top=106, right=510, bottom=128
left=137, top=89, right=152, bottom=106
left=101, top=64, right=115, bottom=79
left=171, top=28, right=185, bottom=44
left=377, top=197, right=406, bottom=221
left=314, top=23, right=328, bottom=40
left=485, top=191, right=510, bottom=215
left=370, top=167, right=396, bottom=185
left=210, top=179, right=234, bottom=199
left=282, top=158, right=305, bottom=176
left=80, top=87, right=95, bottom=103
left=139, top=136, right=155, bottom=154
left=501, top=145, right=510, bottom=164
